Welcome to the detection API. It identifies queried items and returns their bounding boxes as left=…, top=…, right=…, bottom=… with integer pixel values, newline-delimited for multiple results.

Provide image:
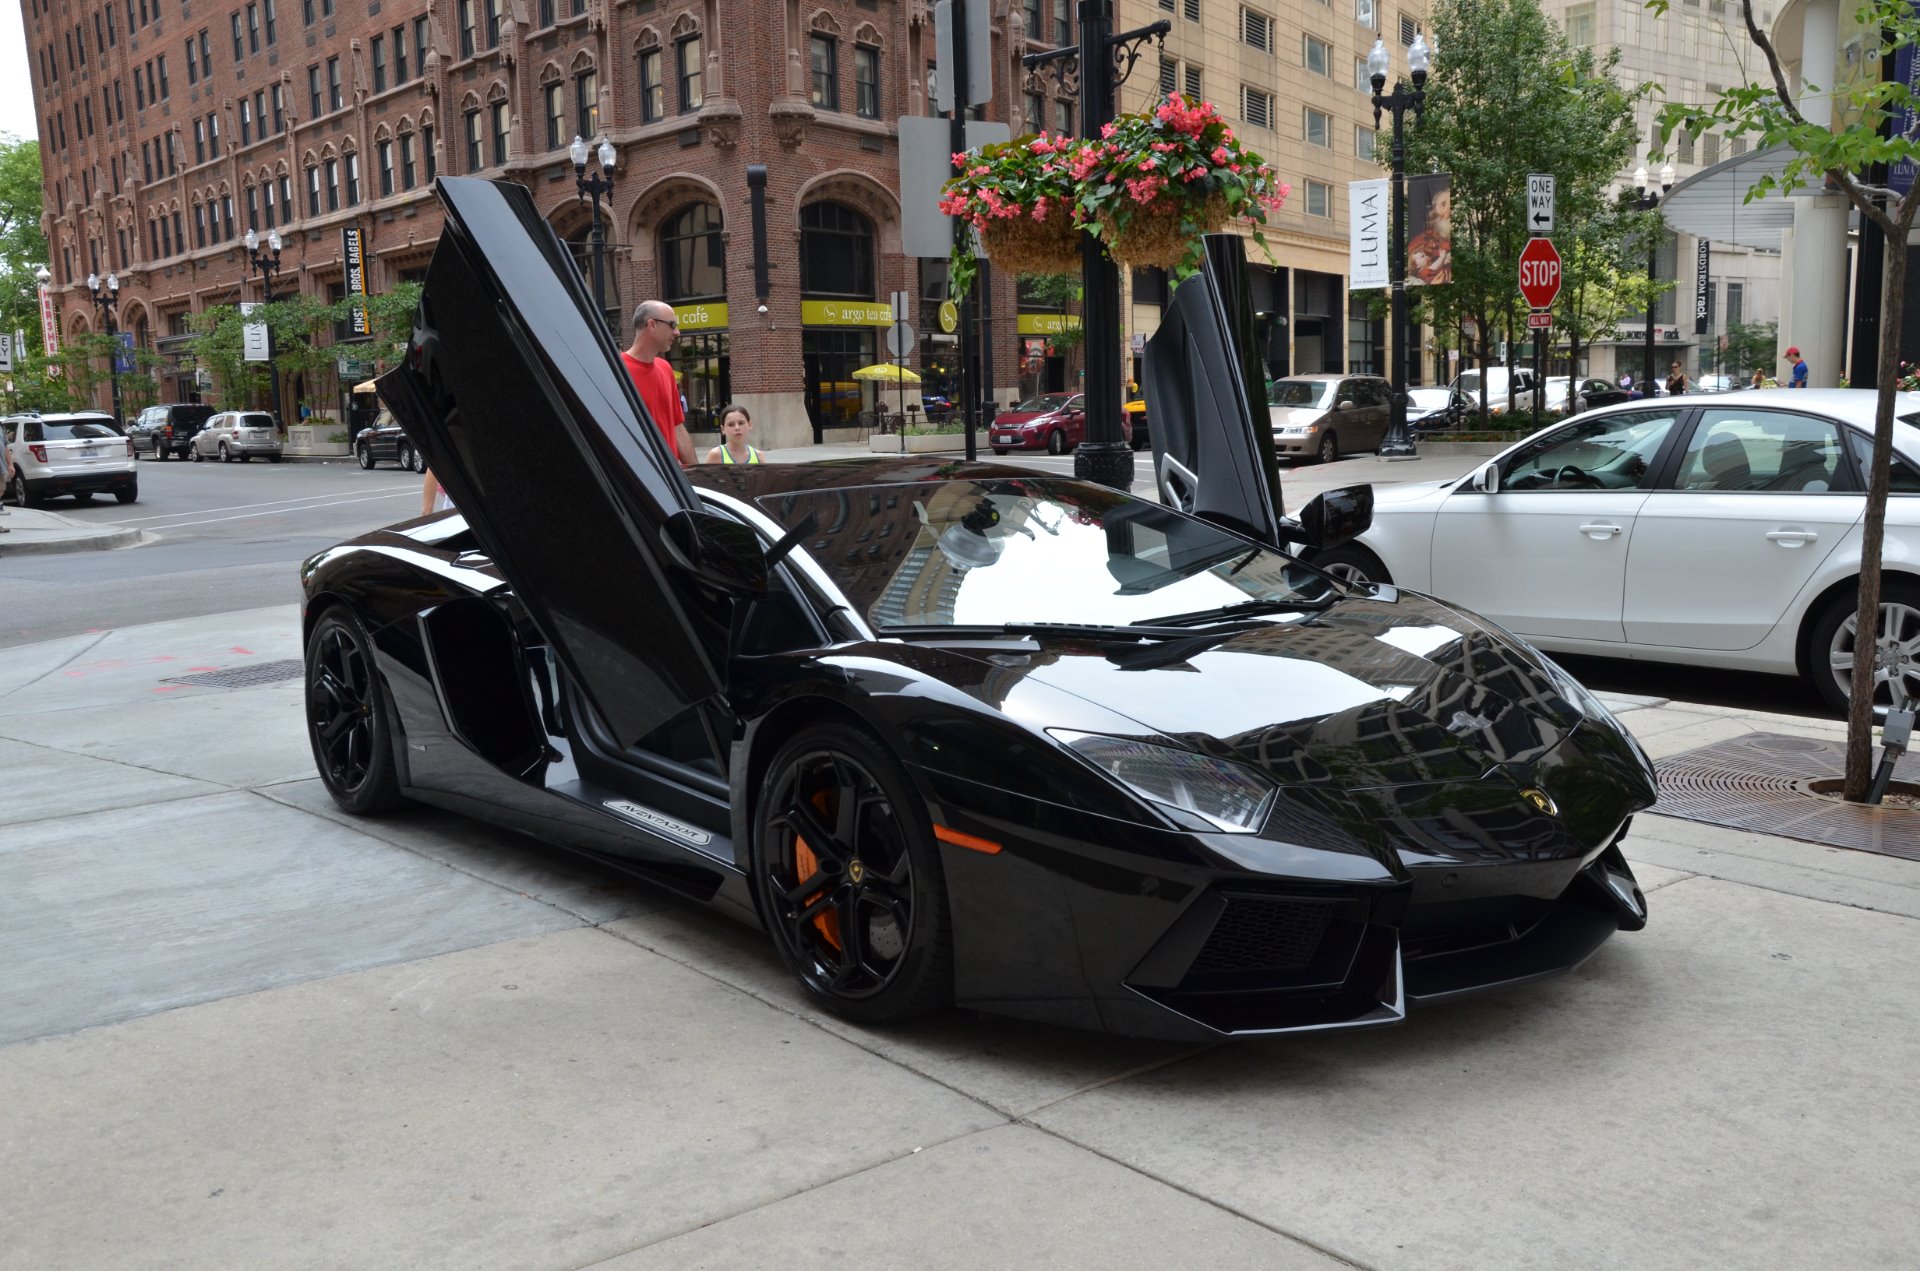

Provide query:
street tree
left=1404, top=0, right=1644, bottom=419
left=0, top=136, right=48, bottom=353
left=1652, top=0, right=1920, bottom=799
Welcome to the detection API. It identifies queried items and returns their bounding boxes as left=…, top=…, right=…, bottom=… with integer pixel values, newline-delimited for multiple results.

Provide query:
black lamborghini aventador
left=300, top=177, right=1656, bottom=1041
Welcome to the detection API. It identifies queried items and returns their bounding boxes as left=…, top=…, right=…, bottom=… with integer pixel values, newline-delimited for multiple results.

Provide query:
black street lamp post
left=244, top=228, right=288, bottom=426
left=1026, top=1, right=1169, bottom=490
left=85, top=271, right=123, bottom=427
left=571, top=135, right=618, bottom=331
left=1633, top=163, right=1674, bottom=395
left=1369, top=33, right=1430, bottom=459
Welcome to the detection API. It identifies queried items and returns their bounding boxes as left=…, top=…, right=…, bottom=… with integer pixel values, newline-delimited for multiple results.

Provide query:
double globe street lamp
left=1368, top=32, right=1431, bottom=458
left=85, top=271, right=123, bottom=427
left=244, top=228, right=288, bottom=428
left=570, top=135, right=619, bottom=330
left=1632, top=163, right=1675, bottom=396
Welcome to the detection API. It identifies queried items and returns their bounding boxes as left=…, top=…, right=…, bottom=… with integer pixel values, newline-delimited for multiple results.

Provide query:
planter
left=977, top=212, right=1082, bottom=276
left=870, top=431, right=988, bottom=454
left=1100, top=194, right=1229, bottom=271
left=285, top=424, right=351, bottom=457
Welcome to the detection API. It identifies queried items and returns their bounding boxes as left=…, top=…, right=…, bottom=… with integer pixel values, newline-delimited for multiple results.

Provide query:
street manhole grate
left=161, top=659, right=306, bottom=689
left=1655, top=732, right=1920, bottom=861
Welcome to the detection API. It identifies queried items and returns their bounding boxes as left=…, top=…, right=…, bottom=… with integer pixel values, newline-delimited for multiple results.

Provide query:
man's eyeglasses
left=650, top=317, right=679, bottom=330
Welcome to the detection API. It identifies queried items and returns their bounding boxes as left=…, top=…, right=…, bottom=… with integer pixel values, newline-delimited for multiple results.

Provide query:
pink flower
left=1102, top=122, right=1117, bottom=139
left=1211, top=146, right=1230, bottom=165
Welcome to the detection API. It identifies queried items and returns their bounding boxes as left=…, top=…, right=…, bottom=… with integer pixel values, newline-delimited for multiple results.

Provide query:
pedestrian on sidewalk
left=1667, top=361, right=1688, bottom=396
left=704, top=404, right=763, bottom=465
left=1785, top=346, right=1809, bottom=388
left=420, top=467, right=453, bottom=517
left=620, top=301, right=696, bottom=467
left=1, top=422, right=13, bottom=530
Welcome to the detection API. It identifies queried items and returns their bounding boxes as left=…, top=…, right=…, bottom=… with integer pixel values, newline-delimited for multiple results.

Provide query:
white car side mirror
left=1472, top=461, right=1500, bottom=493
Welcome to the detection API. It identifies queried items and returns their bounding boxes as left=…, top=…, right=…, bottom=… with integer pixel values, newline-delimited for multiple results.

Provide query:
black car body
left=300, top=179, right=1656, bottom=1040
left=354, top=409, right=426, bottom=471
left=131, top=403, right=215, bottom=459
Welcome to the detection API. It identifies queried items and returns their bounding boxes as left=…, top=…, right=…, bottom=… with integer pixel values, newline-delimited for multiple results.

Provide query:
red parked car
left=989, top=393, right=1086, bottom=455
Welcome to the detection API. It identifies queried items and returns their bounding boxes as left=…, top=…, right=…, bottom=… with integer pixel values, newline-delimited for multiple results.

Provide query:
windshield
left=1267, top=380, right=1335, bottom=408
left=1009, top=393, right=1077, bottom=413
left=755, top=477, right=1336, bottom=630
left=26, top=418, right=123, bottom=441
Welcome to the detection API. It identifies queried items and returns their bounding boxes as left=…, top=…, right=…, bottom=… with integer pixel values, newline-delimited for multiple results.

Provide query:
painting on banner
left=1406, top=174, right=1453, bottom=286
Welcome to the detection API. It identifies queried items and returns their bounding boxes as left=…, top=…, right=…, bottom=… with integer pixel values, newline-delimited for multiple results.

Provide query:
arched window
left=659, top=203, right=724, bottom=302
left=800, top=201, right=871, bottom=298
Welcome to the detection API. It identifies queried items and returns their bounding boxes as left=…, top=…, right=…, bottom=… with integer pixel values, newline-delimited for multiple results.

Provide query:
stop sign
left=1518, top=237, right=1563, bottom=309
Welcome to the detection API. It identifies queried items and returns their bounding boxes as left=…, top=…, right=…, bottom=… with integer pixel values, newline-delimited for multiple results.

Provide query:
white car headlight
left=1049, top=731, right=1278, bottom=833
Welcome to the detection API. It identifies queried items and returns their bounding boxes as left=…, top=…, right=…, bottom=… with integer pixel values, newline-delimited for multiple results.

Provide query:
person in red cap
left=1785, top=346, right=1808, bottom=388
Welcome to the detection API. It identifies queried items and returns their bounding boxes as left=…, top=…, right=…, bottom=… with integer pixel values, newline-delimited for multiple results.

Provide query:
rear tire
left=220, top=442, right=233, bottom=463
left=753, top=723, right=953, bottom=1025
left=1809, top=580, right=1920, bottom=715
left=1313, top=543, right=1392, bottom=587
left=356, top=442, right=375, bottom=470
left=304, top=606, right=404, bottom=814
left=72, top=492, right=95, bottom=504
left=412, top=447, right=428, bottom=474
left=115, top=486, right=137, bottom=504
left=152, top=440, right=168, bottom=461
left=1316, top=431, right=1340, bottom=465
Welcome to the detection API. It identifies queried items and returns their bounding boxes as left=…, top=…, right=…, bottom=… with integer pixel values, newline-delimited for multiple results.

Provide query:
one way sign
left=1528, top=173, right=1555, bottom=234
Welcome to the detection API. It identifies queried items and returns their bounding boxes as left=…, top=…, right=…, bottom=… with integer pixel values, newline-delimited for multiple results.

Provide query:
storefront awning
left=1658, top=144, right=1805, bottom=251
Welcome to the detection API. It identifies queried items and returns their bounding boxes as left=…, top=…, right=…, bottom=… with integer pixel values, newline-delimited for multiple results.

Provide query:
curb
left=0, top=525, right=146, bottom=557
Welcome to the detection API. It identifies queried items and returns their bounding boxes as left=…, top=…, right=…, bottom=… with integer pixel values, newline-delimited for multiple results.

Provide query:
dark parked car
left=354, top=410, right=427, bottom=471
left=130, top=403, right=215, bottom=460
left=302, top=178, right=1657, bottom=1041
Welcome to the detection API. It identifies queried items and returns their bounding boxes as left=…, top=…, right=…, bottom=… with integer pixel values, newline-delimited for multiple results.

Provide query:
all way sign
left=1518, top=237, right=1563, bottom=309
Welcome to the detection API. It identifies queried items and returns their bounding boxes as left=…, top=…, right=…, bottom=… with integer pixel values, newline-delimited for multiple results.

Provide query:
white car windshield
left=756, top=477, right=1336, bottom=630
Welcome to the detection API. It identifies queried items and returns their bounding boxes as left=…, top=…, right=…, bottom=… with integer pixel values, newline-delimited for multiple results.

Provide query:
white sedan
left=1309, top=389, right=1920, bottom=712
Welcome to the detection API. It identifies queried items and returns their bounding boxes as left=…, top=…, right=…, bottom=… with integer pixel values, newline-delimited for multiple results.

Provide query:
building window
left=1183, top=64, right=1203, bottom=98
left=280, top=173, right=293, bottom=216
left=324, top=156, right=340, bottom=209
left=371, top=36, right=386, bottom=92
left=576, top=70, right=599, bottom=138
left=378, top=140, right=394, bottom=194
left=1054, top=98, right=1074, bottom=135
left=239, top=99, right=253, bottom=146
left=265, top=0, right=277, bottom=45
left=854, top=45, right=880, bottom=119
left=327, top=57, right=342, bottom=112
left=247, top=3, right=261, bottom=54
left=193, top=118, right=206, bottom=164
left=800, top=201, right=873, bottom=298
left=1726, top=281, right=1743, bottom=325
left=1241, top=85, right=1272, bottom=129
left=1356, top=0, right=1375, bottom=26
left=1677, top=128, right=1695, bottom=164
left=194, top=203, right=207, bottom=246
left=1026, top=0, right=1042, bottom=42
left=1565, top=3, right=1594, bottom=47
left=677, top=36, right=703, bottom=112
left=272, top=85, right=285, bottom=132
left=263, top=179, right=276, bottom=227
left=209, top=113, right=221, bottom=154
left=1304, top=34, right=1330, bottom=76
left=400, top=132, right=417, bottom=188
left=232, top=13, right=244, bottom=61
left=538, top=0, right=554, bottom=24
left=1159, top=57, right=1176, bottom=95
left=246, top=184, right=260, bottom=230
left=1241, top=7, right=1272, bottom=52
left=1025, top=91, right=1045, bottom=130
left=1306, top=179, right=1330, bottom=215
left=186, top=37, right=198, bottom=82
left=394, top=24, right=410, bottom=82
left=639, top=48, right=664, bottom=122
left=1355, top=125, right=1375, bottom=160
left=309, top=65, right=322, bottom=118
left=1182, top=0, right=1200, bottom=21
left=458, top=0, right=475, bottom=59
left=1054, top=0, right=1072, bottom=45
left=490, top=100, right=510, bottom=165
left=545, top=83, right=565, bottom=148
left=659, top=202, right=726, bottom=301
left=1703, top=131, right=1721, bottom=165
left=1304, top=107, right=1331, bottom=147
left=464, top=108, right=483, bottom=170
left=345, top=151, right=360, bottom=204
left=424, top=124, right=437, bottom=180
left=486, top=0, right=503, bottom=49
left=810, top=35, right=837, bottom=111
left=1400, top=13, right=1416, bottom=44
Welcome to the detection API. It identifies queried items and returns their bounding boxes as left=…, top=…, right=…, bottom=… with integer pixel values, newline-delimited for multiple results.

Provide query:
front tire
left=1313, top=543, right=1392, bottom=587
left=1809, top=580, right=1920, bottom=715
left=991, top=447, right=1009, bottom=456
left=356, top=442, right=375, bottom=470
left=304, top=606, right=404, bottom=814
left=1046, top=429, right=1067, bottom=456
left=191, top=445, right=204, bottom=463
left=753, top=723, right=952, bottom=1025
left=412, top=447, right=428, bottom=474
left=1316, top=431, right=1340, bottom=465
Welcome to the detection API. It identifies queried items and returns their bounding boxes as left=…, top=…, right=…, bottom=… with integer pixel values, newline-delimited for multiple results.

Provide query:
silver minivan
left=3, top=412, right=138, bottom=506
left=192, top=411, right=285, bottom=463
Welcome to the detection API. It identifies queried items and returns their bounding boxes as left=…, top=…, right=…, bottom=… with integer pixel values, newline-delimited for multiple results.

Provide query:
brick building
left=24, top=0, right=1430, bottom=448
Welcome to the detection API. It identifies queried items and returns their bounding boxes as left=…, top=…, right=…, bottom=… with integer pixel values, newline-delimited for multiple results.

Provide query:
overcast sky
left=1, top=5, right=40, bottom=140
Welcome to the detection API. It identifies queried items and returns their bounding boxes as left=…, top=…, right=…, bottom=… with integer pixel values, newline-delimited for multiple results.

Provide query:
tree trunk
left=1843, top=230, right=1908, bottom=801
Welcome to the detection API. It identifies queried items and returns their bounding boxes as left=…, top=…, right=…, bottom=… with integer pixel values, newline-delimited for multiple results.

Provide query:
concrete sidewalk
left=6, top=605, right=1916, bottom=1270
left=0, top=504, right=145, bottom=556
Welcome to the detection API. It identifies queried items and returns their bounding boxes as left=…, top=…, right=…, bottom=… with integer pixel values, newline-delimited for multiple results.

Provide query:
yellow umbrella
left=851, top=363, right=922, bottom=383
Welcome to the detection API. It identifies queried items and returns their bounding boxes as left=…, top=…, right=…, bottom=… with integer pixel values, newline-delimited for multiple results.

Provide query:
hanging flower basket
left=976, top=209, right=1082, bottom=277
left=1099, top=193, right=1231, bottom=271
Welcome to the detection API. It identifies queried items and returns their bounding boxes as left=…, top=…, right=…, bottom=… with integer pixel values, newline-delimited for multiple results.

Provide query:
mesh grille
left=1188, top=896, right=1334, bottom=974
left=161, top=659, right=306, bottom=689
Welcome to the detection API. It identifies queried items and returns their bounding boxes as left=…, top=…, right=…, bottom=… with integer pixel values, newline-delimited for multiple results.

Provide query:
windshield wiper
left=1141, top=597, right=1339, bottom=627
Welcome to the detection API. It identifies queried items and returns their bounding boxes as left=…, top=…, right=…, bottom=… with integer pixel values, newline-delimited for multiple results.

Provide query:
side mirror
left=1336, top=399, right=1356, bottom=411
left=661, top=509, right=771, bottom=596
left=1295, top=483, right=1374, bottom=550
left=1471, top=461, right=1500, bottom=493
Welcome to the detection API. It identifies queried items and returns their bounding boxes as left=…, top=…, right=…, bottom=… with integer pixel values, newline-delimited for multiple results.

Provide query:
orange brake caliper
left=794, top=789, right=842, bottom=950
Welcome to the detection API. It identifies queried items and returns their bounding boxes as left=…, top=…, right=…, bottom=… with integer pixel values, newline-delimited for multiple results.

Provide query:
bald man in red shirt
left=620, top=300, right=697, bottom=466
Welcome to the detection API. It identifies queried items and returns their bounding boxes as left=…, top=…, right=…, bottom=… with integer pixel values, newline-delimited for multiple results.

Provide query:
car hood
left=993, top=411, right=1057, bottom=427
left=1268, top=405, right=1330, bottom=430
left=989, top=590, right=1588, bottom=792
left=1370, top=477, right=1454, bottom=506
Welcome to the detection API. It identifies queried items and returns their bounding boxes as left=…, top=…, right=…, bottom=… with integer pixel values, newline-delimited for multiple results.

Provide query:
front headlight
left=1048, top=731, right=1278, bottom=833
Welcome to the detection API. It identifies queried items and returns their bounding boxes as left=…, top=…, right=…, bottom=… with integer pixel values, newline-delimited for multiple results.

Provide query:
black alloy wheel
left=754, top=724, right=952, bottom=1024
left=304, top=607, right=403, bottom=814
left=1316, top=431, right=1339, bottom=465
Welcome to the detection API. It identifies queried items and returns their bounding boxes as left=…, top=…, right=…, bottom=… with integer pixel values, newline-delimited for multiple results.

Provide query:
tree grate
left=1654, top=732, right=1920, bottom=861
left=161, top=659, right=307, bottom=689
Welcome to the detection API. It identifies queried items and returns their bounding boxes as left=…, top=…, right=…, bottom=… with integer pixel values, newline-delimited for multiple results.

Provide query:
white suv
left=3, top=412, right=138, bottom=506
left=192, top=411, right=285, bottom=463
